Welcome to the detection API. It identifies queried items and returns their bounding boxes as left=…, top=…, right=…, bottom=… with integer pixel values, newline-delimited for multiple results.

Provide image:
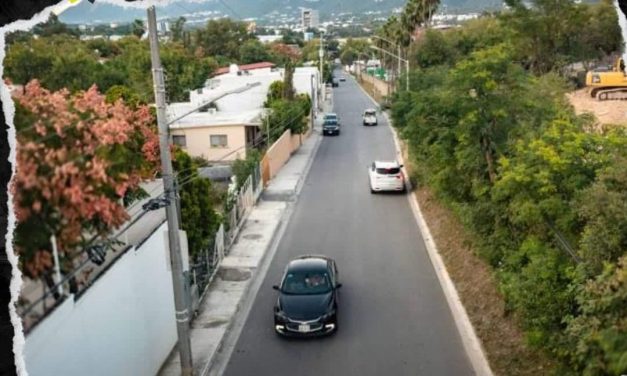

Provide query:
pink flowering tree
left=12, top=80, right=159, bottom=280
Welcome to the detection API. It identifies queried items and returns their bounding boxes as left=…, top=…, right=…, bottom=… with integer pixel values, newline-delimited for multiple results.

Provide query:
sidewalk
left=158, top=95, right=331, bottom=376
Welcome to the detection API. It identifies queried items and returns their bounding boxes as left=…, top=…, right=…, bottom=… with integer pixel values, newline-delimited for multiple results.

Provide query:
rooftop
left=214, top=61, right=276, bottom=75
left=167, top=65, right=320, bottom=130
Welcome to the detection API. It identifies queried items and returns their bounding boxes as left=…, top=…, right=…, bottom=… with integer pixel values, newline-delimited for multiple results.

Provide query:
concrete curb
left=357, top=81, right=494, bottom=376
left=202, top=119, right=325, bottom=376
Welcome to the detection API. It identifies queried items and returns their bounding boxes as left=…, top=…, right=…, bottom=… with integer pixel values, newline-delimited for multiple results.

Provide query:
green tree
left=32, top=14, right=79, bottom=38
left=170, top=16, right=186, bottom=42
left=576, top=153, right=627, bottom=274
left=238, top=39, right=271, bottom=64
left=231, top=150, right=261, bottom=191
left=565, top=257, right=627, bottom=375
left=131, top=19, right=145, bottom=38
left=3, top=39, right=54, bottom=90
left=172, top=149, right=221, bottom=259
left=105, top=85, right=143, bottom=108
left=193, top=18, right=254, bottom=60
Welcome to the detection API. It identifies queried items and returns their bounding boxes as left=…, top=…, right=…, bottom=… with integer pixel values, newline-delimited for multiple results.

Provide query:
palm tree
left=400, top=0, right=440, bottom=44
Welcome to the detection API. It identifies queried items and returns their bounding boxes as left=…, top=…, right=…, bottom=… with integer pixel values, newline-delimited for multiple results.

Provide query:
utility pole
left=406, top=59, right=409, bottom=91
left=319, top=31, right=324, bottom=101
left=397, top=45, right=402, bottom=93
left=147, top=6, right=193, bottom=376
left=310, top=74, right=315, bottom=130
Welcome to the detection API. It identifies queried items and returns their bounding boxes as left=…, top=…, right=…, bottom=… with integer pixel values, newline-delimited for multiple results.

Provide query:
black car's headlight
left=320, top=310, right=336, bottom=322
left=275, top=310, right=288, bottom=321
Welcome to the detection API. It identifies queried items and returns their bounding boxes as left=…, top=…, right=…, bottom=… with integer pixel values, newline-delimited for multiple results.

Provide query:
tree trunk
left=481, top=135, right=497, bottom=184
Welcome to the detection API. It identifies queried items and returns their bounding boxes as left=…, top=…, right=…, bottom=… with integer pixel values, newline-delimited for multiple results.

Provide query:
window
left=172, top=135, right=186, bottom=147
left=210, top=134, right=228, bottom=148
left=376, top=167, right=400, bottom=175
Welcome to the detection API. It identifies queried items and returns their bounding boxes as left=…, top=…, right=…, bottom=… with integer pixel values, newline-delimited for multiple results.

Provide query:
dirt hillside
left=567, top=88, right=627, bottom=127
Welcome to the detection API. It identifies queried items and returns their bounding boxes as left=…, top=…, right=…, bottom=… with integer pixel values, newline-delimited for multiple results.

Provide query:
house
left=168, top=64, right=320, bottom=163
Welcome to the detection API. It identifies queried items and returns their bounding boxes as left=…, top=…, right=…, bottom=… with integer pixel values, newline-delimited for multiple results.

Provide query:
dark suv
left=322, top=113, right=340, bottom=136
left=273, top=255, right=341, bottom=337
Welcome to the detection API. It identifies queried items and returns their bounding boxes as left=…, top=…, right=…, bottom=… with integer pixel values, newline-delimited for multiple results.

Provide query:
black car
left=273, top=255, right=341, bottom=337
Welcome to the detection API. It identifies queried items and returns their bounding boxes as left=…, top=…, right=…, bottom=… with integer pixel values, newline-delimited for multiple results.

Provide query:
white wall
left=24, top=222, right=177, bottom=376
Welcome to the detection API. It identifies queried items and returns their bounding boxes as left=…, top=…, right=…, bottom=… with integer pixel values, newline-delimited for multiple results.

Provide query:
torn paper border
left=0, top=1, right=173, bottom=374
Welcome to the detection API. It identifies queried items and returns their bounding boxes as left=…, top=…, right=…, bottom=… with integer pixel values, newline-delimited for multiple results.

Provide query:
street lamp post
left=371, top=36, right=409, bottom=92
left=370, top=45, right=409, bottom=92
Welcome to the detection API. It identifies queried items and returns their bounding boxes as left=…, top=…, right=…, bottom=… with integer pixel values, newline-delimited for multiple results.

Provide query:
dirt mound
left=567, top=88, right=627, bottom=128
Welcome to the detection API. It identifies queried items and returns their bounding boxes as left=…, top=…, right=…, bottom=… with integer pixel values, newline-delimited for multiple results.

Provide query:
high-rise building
left=301, top=8, right=319, bottom=29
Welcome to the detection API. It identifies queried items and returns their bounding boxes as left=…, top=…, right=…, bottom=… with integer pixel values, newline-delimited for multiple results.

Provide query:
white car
left=368, top=161, right=406, bottom=193
left=362, top=109, right=378, bottom=126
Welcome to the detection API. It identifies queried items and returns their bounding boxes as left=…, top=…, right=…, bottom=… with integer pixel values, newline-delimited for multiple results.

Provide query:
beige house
left=169, top=110, right=263, bottom=162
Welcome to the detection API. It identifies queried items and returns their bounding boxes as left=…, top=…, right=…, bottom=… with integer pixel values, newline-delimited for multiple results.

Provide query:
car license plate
left=298, top=324, right=310, bottom=332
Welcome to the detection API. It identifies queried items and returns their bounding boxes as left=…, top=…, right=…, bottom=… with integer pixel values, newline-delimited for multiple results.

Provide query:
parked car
left=362, top=109, right=378, bottom=126
left=332, top=78, right=339, bottom=87
left=368, top=161, right=406, bottom=193
left=273, top=255, right=341, bottom=337
left=339, top=76, right=346, bottom=82
left=323, top=113, right=341, bottom=136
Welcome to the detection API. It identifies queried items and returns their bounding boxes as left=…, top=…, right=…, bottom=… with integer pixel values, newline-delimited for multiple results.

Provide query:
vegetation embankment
left=382, top=0, right=626, bottom=374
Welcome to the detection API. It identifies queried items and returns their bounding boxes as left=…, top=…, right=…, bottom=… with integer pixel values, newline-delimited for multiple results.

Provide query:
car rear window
left=365, top=111, right=376, bottom=116
left=376, top=167, right=400, bottom=175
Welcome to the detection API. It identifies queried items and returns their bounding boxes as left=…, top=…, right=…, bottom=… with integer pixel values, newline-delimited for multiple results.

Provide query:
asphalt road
left=221, top=74, right=474, bottom=376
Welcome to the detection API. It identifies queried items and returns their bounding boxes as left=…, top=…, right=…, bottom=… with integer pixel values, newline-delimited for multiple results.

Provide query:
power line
left=217, top=0, right=243, bottom=20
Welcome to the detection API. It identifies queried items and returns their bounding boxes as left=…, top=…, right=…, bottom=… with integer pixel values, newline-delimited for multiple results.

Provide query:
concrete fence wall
left=360, top=73, right=390, bottom=97
left=24, top=222, right=177, bottom=376
left=290, top=132, right=303, bottom=154
left=261, top=115, right=314, bottom=185
left=261, top=129, right=292, bottom=184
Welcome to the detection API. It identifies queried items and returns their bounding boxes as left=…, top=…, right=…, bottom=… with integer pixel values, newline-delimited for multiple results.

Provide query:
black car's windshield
left=281, top=271, right=332, bottom=295
left=324, top=120, right=338, bottom=126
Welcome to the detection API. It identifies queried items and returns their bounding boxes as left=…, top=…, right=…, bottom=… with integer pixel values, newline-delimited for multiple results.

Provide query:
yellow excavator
left=586, top=57, right=627, bottom=100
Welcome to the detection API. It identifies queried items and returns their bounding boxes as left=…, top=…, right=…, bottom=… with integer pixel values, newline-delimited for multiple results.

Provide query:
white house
left=167, top=64, right=320, bottom=162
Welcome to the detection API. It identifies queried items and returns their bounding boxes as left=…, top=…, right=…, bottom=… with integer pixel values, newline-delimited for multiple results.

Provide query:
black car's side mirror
left=336, top=283, right=343, bottom=289
left=272, top=285, right=280, bottom=290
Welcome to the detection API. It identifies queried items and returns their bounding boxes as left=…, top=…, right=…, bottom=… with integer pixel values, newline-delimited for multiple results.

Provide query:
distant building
left=257, top=35, right=283, bottom=44
left=247, top=21, right=257, bottom=33
left=301, top=9, right=319, bottom=29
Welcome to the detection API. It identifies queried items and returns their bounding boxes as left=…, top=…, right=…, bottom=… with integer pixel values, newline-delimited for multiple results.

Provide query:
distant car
left=332, top=78, right=339, bottom=87
left=323, top=113, right=340, bottom=136
left=368, top=161, right=406, bottom=193
left=339, top=76, right=346, bottom=82
left=273, top=255, right=341, bottom=337
left=363, top=109, right=378, bottom=126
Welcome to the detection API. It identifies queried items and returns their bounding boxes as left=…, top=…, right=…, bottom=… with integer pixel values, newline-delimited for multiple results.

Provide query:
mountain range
left=59, top=0, right=504, bottom=25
